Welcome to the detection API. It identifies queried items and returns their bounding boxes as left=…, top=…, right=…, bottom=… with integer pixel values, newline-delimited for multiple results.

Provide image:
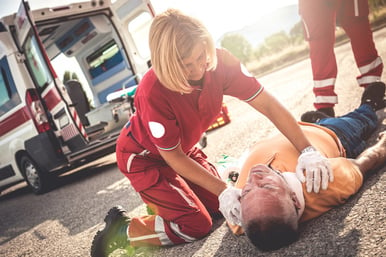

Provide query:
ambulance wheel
left=19, top=155, right=51, bottom=194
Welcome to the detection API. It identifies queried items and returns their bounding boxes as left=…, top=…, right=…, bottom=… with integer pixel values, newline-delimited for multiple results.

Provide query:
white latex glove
left=218, top=186, right=242, bottom=226
left=295, top=147, right=333, bottom=193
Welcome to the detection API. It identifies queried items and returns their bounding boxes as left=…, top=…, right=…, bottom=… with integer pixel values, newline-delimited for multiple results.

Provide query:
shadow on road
left=0, top=155, right=117, bottom=201
left=0, top=155, right=138, bottom=251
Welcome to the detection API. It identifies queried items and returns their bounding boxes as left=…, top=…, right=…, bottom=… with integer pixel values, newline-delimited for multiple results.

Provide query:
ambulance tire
left=19, top=155, right=52, bottom=194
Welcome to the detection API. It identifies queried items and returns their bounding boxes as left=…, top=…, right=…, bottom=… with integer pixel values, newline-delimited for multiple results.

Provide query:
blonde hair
left=149, top=9, right=217, bottom=93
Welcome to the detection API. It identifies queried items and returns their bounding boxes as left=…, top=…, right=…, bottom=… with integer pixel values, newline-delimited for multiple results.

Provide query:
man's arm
left=352, top=132, right=386, bottom=176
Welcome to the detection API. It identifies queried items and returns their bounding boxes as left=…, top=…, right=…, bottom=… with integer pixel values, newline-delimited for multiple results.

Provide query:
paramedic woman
left=91, top=9, right=331, bottom=257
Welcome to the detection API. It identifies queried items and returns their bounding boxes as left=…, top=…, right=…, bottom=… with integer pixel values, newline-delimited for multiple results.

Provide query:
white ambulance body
left=0, top=0, right=154, bottom=194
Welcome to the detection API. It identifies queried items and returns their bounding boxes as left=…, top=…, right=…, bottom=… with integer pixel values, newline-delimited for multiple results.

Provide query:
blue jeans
left=316, top=104, right=378, bottom=158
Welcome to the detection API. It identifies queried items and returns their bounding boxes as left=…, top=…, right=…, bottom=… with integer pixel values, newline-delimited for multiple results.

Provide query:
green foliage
left=72, top=72, right=79, bottom=81
left=63, top=71, right=80, bottom=84
left=289, top=21, right=304, bottom=44
left=369, top=0, right=386, bottom=12
left=220, top=33, right=252, bottom=64
left=254, top=44, right=270, bottom=60
left=264, top=30, right=291, bottom=52
left=253, top=22, right=302, bottom=61
left=220, top=5, right=386, bottom=77
left=63, top=71, right=72, bottom=83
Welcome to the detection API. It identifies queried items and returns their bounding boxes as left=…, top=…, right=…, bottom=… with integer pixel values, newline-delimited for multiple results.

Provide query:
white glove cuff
left=301, top=146, right=317, bottom=154
left=218, top=186, right=231, bottom=201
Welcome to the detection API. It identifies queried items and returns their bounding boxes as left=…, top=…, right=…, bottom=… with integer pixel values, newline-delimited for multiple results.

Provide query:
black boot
left=300, top=110, right=331, bottom=123
left=361, top=82, right=386, bottom=111
left=317, top=107, right=335, bottom=117
left=91, top=206, right=133, bottom=257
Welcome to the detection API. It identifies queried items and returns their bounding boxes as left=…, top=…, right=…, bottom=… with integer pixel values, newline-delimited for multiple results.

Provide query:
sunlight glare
left=151, top=0, right=298, bottom=41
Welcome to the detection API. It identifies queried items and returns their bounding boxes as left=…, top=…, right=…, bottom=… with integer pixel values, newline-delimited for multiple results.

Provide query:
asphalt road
left=1, top=28, right=385, bottom=257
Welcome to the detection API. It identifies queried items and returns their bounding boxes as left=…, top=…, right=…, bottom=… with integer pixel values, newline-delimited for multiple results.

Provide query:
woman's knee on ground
left=174, top=208, right=213, bottom=239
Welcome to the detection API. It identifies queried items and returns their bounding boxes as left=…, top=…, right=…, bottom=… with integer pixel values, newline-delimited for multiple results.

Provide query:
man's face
left=240, top=164, right=299, bottom=225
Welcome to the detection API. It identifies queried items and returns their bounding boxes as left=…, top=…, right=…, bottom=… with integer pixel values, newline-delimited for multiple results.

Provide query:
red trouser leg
left=116, top=126, right=221, bottom=247
left=127, top=149, right=220, bottom=247
left=340, top=0, right=383, bottom=87
left=299, top=0, right=339, bottom=109
left=129, top=166, right=218, bottom=247
left=309, top=39, right=338, bottom=109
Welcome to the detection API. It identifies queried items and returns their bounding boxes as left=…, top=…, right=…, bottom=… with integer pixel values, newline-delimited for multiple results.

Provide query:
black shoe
left=91, top=206, right=132, bottom=257
left=361, top=81, right=386, bottom=111
left=300, top=110, right=331, bottom=123
left=317, top=107, right=335, bottom=117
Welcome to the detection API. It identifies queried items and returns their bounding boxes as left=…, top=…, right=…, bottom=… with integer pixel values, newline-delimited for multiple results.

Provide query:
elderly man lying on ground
left=228, top=82, right=386, bottom=251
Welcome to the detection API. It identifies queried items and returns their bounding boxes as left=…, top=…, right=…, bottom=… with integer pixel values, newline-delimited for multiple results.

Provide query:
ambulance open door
left=14, top=0, right=89, bottom=153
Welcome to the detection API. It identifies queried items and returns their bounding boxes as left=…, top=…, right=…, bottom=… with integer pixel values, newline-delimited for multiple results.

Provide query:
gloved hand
left=295, top=147, right=333, bottom=193
left=218, top=186, right=242, bottom=226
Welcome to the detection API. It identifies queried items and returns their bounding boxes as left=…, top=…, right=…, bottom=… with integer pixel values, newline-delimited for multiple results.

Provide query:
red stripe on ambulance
left=42, top=87, right=62, bottom=110
left=71, top=107, right=88, bottom=140
left=42, top=88, right=88, bottom=140
left=0, top=107, right=31, bottom=137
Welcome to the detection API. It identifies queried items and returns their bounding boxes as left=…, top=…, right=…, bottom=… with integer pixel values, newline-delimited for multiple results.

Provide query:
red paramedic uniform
left=116, top=48, right=263, bottom=247
left=299, top=0, right=383, bottom=109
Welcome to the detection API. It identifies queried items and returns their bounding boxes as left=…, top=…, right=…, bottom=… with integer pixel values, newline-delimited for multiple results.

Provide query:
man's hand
left=218, top=187, right=242, bottom=226
left=295, top=147, right=333, bottom=193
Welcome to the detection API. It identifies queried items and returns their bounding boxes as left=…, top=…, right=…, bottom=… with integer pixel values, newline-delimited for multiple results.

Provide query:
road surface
left=1, top=27, right=385, bottom=257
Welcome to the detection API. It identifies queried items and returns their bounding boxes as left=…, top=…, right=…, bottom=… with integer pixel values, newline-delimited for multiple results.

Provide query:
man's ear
left=290, top=191, right=301, bottom=210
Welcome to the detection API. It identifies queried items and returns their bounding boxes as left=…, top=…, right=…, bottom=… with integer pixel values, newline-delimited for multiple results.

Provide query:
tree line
left=221, top=1, right=386, bottom=67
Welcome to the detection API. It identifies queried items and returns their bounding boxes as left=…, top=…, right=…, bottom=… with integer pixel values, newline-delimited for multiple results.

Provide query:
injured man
left=229, top=82, right=386, bottom=251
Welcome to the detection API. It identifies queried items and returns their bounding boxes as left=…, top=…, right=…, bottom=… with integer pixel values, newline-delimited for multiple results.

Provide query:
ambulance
left=0, top=0, right=154, bottom=194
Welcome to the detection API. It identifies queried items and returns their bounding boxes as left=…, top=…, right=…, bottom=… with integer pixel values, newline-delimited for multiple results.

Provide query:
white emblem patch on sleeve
left=149, top=121, right=165, bottom=138
left=241, top=64, right=253, bottom=77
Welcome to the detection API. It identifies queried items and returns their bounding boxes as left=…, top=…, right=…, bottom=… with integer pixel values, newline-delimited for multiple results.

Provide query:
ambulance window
left=0, top=69, right=9, bottom=106
left=24, top=35, right=52, bottom=90
left=128, top=12, right=151, bottom=59
left=87, top=40, right=123, bottom=78
left=0, top=57, right=21, bottom=116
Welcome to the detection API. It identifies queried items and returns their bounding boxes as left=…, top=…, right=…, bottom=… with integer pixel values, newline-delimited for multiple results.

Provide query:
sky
left=0, top=0, right=298, bottom=41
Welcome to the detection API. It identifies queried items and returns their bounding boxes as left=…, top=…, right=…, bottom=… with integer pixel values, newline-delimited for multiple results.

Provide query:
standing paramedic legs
left=299, top=0, right=383, bottom=119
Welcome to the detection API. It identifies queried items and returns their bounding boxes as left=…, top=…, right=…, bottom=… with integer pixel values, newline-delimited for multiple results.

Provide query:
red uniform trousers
left=299, top=0, right=383, bottom=109
left=116, top=125, right=220, bottom=247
